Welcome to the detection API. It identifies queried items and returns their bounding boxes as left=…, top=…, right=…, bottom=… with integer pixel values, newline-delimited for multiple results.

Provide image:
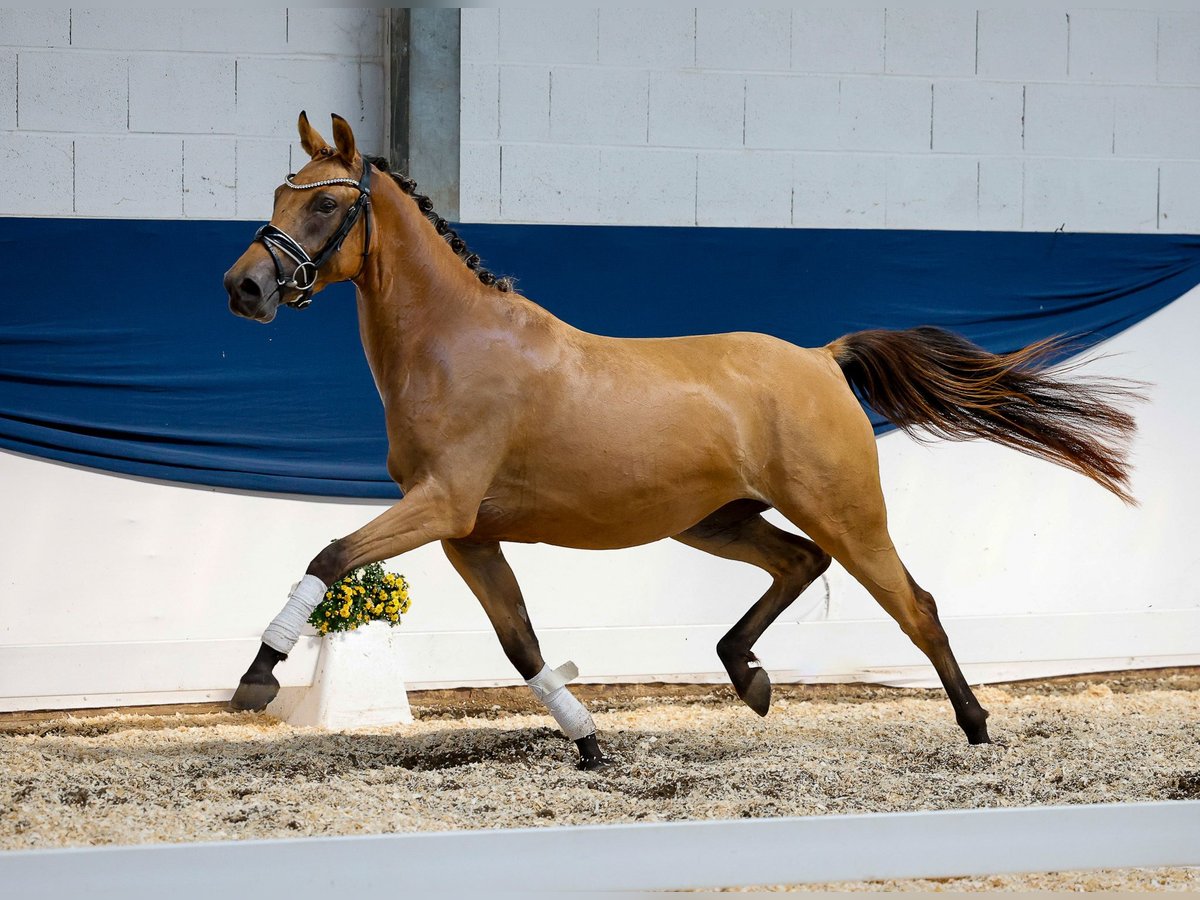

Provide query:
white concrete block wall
left=0, top=8, right=384, bottom=220
left=461, top=6, right=1200, bottom=233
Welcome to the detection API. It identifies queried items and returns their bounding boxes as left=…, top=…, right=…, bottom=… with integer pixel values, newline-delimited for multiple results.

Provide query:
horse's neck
left=350, top=182, right=516, bottom=400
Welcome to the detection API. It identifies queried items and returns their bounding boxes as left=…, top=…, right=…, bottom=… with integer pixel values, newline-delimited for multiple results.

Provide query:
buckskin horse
left=223, top=113, right=1141, bottom=769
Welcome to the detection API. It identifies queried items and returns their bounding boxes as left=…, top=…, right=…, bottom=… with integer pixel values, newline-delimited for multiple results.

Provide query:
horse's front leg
left=230, top=485, right=477, bottom=711
left=442, top=538, right=608, bottom=770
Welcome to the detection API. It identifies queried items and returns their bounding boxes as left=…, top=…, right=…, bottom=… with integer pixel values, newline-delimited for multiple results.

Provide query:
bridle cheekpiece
left=253, top=158, right=373, bottom=309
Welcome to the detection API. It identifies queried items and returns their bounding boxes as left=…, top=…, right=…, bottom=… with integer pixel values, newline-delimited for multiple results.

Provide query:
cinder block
left=500, top=144, right=600, bottom=224
left=17, top=50, right=127, bottom=133
left=977, top=9, right=1068, bottom=81
left=499, top=66, right=549, bottom=142
left=285, top=9, right=383, bottom=57
left=1023, top=158, right=1158, bottom=233
left=839, top=77, right=931, bottom=152
left=235, top=139, right=292, bottom=219
left=458, top=141, right=500, bottom=223
left=1159, top=161, right=1200, bottom=233
left=0, top=133, right=74, bottom=215
left=1068, top=10, right=1157, bottom=83
left=498, top=8, right=597, bottom=65
left=461, top=64, right=499, bottom=142
left=978, top=158, right=1023, bottom=231
left=130, top=53, right=235, bottom=135
left=744, top=74, right=839, bottom=150
left=183, top=137, right=236, bottom=218
left=792, top=152, right=885, bottom=228
left=71, top=9, right=288, bottom=53
left=1023, top=84, right=1114, bottom=156
left=75, top=135, right=183, bottom=218
left=0, top=51, right=14, bottom=130
left=550, top=67, right=648, bottom=146
left=0, top=9, right=70, bottom=47
left=649, top=71, right=744, bottom=149
left=1115, top=86, right=1200, bottom=158
left=885, top=156, right=978, bottom=230
left=599, top=8, right=694, bottom=68
left=1157, top=13, right=1200, bottom=85
left=792, top=8, right=883, bottom=74
left=598, top=148, right=695, bottom=226
left=234, top=57, right=384, bottom=150
left=932, top=81, right=1023, bottom=155
left=696, top=9, right=791, bottom=71
left=696, top=151, right=792, bottom=227
left=461, top=8, right=499, bottom=64
left=884, top=9, right=976, bottom=76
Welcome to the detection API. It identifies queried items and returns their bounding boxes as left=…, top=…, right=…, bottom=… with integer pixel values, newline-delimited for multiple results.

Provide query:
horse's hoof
left=575, top=734, right=610, bottom=771
left=229, top=679, right=279, bottom=712
left=738, top=667, right=772, bottom=717
left=967, top=726, right=992, bottom=745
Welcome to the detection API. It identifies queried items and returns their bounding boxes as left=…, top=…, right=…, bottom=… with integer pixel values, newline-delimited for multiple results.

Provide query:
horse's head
left=224, top=112, right=372, bottom=323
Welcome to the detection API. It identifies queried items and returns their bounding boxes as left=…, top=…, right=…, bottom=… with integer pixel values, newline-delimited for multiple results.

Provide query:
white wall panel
left=0, top=50, right=15, bottom=131
left=1156, top=11, right=1200, bottom=85
left=0, top=9, right=70, bottom=48
left=931, top=80, right=1024, bottom=155
left=695, top=8, right=791, bottom=72
left=744, top=75, right=840, bottom=151
left=1024, top=158, right=1158, bottom=232
left=1022, top=83, right=1115, bottom=156
left=129, top=53, right=236, bottom=135
left=792, top=152, right=886, bottom=228
left=883, top=8, right=976, bottom=77
left=1067, top=9, right=1158, bottom=83
left=549, top=67, right=648, bottom=146
left=73, top=135, right=183, bottom=218
left=0, top=132, right=74, bottom=215
left=598, top=148, right=696, bottom=227
left=1159, top=161, right=1200, bottom=232
left=791, top=8, right=884, bottom=75
left=17, top=49, right=128, bottom=133
left=599, top=7, right=695, bottom=69
left=463, top=7, right=1200, bottom=233
left=3, top=291, right=1197, bottom=709
left=0, top=8, right=383, bottom=221
left=696, top=151, right=792, bottom=227
left=976, top=9, right=1067, bottom=81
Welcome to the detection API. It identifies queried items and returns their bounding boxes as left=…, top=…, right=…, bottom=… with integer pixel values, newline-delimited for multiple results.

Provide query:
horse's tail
left=827, top=326, right=1146, bottom=504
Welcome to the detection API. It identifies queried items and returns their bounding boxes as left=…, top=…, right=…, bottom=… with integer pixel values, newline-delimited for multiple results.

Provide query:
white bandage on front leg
left=526, top=661, right=595, bottom=740
left=261, top=574, right=327, bottom=654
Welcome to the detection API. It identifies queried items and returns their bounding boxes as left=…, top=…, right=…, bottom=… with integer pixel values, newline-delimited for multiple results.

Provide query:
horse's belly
left=468, top=485, right=739, bottom=550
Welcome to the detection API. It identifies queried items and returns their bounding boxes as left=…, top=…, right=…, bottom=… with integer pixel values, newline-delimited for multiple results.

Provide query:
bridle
left=253, top=158, right=373, bottom=309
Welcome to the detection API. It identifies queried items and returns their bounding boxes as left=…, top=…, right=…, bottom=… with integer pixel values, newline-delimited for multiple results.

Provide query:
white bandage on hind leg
left=261, top=574, right=328, bottom=654
left=526, top=661, right=595, bottom=740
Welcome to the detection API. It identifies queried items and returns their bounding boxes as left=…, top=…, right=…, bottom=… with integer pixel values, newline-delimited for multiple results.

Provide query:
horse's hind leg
left=442, top=538, right=607, bottom=770
left=784, top=503, right=991, bottom=744
left=674, top=501, right=831, bottom=716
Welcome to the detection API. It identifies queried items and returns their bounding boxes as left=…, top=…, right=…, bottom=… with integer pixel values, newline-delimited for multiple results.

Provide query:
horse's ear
left=297, top=110, right=330, bottom=159
left=331, top=114, right=358, bottom=163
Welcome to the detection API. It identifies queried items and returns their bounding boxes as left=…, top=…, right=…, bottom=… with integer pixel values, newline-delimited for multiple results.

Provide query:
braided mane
left=363, top=156, right=513, bottom=293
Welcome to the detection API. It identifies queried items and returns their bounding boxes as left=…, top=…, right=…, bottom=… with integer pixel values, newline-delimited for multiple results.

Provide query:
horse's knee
left=307, top=540, right=351, bottom=585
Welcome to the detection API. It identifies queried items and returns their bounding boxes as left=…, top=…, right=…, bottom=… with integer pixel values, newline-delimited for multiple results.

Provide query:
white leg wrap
left=261, top=574, right=327, bottom=654
left=526, top=661, right=595, bottom=740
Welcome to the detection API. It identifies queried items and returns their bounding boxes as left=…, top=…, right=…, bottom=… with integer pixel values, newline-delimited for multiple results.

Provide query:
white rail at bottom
left=1, top=801, right=1197, bottom=897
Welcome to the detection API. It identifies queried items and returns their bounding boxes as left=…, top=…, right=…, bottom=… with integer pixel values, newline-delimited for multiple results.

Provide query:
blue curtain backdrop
left=1, top=218, right=1197, bottom=498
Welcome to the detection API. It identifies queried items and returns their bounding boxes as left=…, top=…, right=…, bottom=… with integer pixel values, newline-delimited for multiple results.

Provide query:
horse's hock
left=266, top=622, right=413, bottom=729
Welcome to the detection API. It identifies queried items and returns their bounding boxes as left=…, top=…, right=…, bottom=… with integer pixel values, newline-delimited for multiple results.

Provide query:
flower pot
left=267, top=620, right=413, bottom=728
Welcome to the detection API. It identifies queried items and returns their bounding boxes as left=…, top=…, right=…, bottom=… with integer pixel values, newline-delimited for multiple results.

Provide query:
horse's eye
left=317, top=197, right=338, bottom=213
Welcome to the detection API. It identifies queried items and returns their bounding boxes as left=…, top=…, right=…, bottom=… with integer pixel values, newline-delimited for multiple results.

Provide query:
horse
left=223, top=112, right=1142, bottom=769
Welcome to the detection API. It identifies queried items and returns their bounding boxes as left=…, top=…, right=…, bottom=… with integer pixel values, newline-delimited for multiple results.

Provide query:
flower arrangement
left=307, top=561, right=412, bottom=635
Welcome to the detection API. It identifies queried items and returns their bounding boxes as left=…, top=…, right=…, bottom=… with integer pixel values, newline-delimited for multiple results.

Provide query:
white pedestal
left=266, top=621, right=413, bottom=728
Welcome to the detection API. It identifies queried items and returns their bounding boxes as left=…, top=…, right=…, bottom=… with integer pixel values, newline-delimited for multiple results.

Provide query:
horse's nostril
left=239, top=277, right=263, bottom=300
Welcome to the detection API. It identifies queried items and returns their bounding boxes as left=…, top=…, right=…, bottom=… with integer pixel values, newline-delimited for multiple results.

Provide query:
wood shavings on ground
left=1, top=670, right=1197, bottom=891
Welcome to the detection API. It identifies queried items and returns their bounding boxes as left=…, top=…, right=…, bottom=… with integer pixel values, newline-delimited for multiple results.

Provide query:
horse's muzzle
left=224, top=266, right=278, bottom=323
